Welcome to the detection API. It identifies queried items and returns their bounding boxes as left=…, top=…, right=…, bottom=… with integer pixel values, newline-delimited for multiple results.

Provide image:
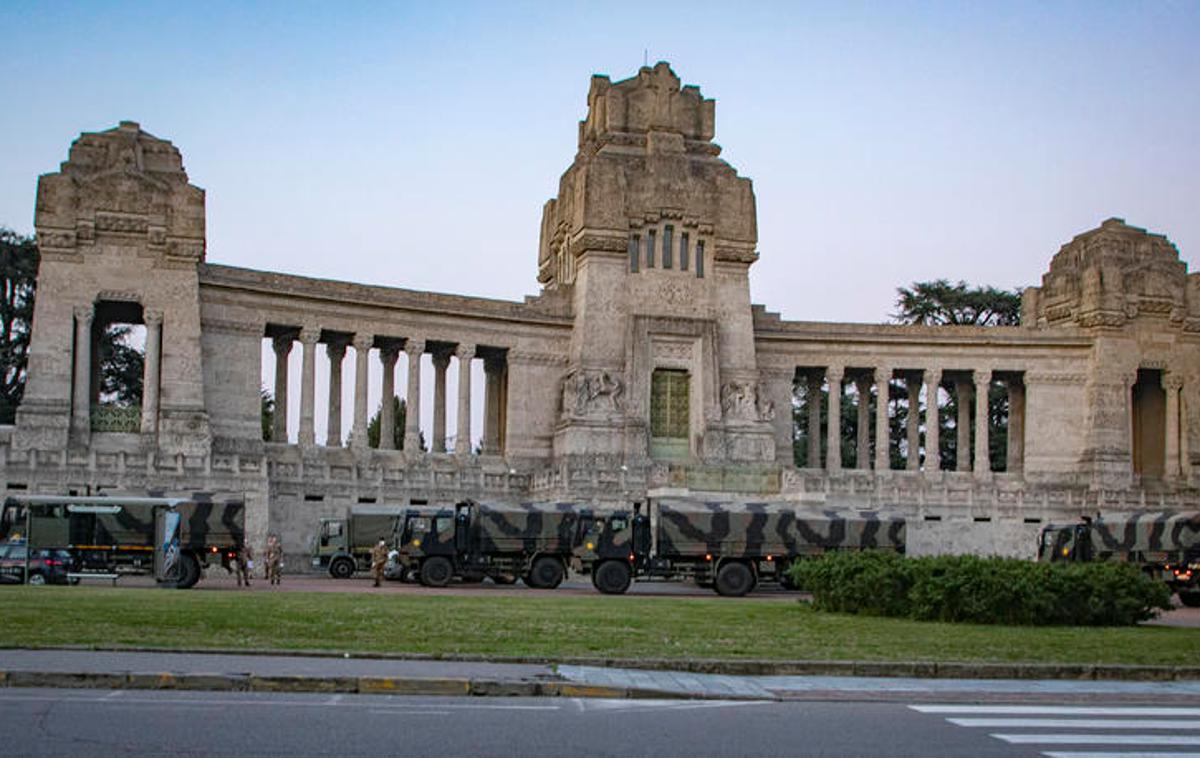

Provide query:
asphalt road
left=0, top=687, right=1145, bottom=758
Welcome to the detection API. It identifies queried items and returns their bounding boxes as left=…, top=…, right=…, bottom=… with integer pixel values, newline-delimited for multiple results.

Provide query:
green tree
left=893, top=279, right=1021, bottom=326
left=367, top=395, right=426, bottom=450
left=0, top=228, right=39, bottom=423
left=261, top=387, right=275, bottom=441
left=96, top=323, right=144, bottom=406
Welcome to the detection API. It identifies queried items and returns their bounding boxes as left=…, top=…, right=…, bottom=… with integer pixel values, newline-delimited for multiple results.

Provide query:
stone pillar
left=1165, top=374, right=1183, bottom=479
left=974, top=370, right=992, bottom=476
left=404, top=339, right=425, bottom=453
left=350, top=334, right=371, bottom=450
left=1006, top=376, right=1025, bottom=473
left=482, top=353, right=503, bottom=455
left=875, top=367, right=891, bottom=472
left=855, top=374, right=871, bottom=470
left=378, top=346, right=399, bottom=450
left=271, top=334, right=293, bottom=443
left=432, top=350, right=451, bottom=453
left=826, top=366, right=844, bottom=471
left=955, top=378, right=972, bottom=472
left=71, top=305, right=93, bottom=441
left=455, top=344, right=474, bottom=455
left=905, top=374, right=921, bottom=471
left=924, top=368, right=942, bottom=472
left=140, top=309, right=163, bottom=437
left=806, top=372, right=822, bottom=468
left=298, top=327, right=319, bottom=448
left=325, top=341, right=347, bottom=447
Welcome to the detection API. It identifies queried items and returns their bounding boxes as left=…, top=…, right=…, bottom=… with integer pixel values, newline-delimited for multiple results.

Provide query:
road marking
left=913, top=705, right=1200, bottom=717
left=1042, top=753, right=1200, bottom=757
left=0, top=692, right=557, bottom=711
left=949, top=718, right=1200, bottom=730
left=369, top=710, right=452, bottom=715
left=992, top=734, right=1200, bottom=746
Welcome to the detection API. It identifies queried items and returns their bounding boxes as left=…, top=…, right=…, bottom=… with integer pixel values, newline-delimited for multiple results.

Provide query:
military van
left=573, top=498, right=907, bottom=597
left=0, top=494, right=246, bottom=589
left=1038, top=512, right=1200, bottom=607
left=312, top=505, right=412, bottom=579
left=395, top=501, right=582, bottom=588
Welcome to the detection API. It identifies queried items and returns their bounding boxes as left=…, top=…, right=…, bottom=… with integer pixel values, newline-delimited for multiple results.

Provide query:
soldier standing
left=236, top=543, right=254, bottom=588
left=370, top=538, right=388, bottom=588
left=265, top=533, right=283, bottom=586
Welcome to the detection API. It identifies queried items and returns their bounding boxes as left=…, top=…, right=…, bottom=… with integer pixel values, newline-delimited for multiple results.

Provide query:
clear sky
left=2, top=0, right=1197, bottom=328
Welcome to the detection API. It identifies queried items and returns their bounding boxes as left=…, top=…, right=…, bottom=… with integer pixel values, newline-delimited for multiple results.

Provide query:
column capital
left=144, top=309, right=164, bottom=327
left=826, top=365, right=845, bottom=382
left=74, top=304, right=93, bottom=323
left=325, top=340, right=347, bottom=361
left=924, top=367, right=943, bottom=386
left=875, top=366, right=893, bottom=381
left=299, top=326, right=320, bottom=346
left=1164, top=374, right=1185, bottom=391
left=973, top=369, right=993, bottom=388
left=455, top=343, right=475, bottom=361
left=352, top=333, right=373, bottom=352
left=272, top=334, right=294, bottom=356
left=405, top=338, right=426, bottom=358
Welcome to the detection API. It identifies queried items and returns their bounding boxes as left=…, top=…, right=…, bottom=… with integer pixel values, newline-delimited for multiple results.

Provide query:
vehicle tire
left=26, top=572, right=47, bottom=586
left=329, top=558, right=355, bottom=579
left=419, top=556, right=454, bottom=588
left=715, top=561, right=756, bottom=597
left=68, top=576, right=81, bottom=586
left=1179, top=590, right=1200, bottom=608
left=526, top=556, right=565, bottom=590
left=177, top=553, right=201, bottom=590
left=592, top=560, right=632, bottom=595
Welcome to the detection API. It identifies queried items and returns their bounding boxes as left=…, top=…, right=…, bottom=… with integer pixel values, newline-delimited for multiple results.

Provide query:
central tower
left=540, top=62, right=775, bottom=464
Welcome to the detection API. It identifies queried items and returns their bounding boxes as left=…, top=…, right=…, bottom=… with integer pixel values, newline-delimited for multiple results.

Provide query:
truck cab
left=1038, top=521, right=1093, bottom=562
left=573, top=506, right=651, bottom=595
left=312, top=517, right=353, bottom=577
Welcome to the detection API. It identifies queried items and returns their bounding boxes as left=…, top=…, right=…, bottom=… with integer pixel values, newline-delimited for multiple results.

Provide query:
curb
left=5, top=645, right=1198, bottom=682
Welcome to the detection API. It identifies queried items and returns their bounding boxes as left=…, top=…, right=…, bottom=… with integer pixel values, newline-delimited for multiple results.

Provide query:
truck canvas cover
left=473, top=502, right=580, bottom=554
left=348, top=505, right=407, bottom=547
left=1087, top=511, right=1200, bottom=558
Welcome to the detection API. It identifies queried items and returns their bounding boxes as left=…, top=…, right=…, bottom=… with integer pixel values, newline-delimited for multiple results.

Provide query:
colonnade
left=799, top=366, right=1025, bottom=476
left=268, top=327, right=507, bottom=455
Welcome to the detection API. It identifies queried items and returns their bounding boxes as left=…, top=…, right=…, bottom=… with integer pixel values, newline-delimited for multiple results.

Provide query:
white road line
left=950, top=718, right=1200, bottom=730
left=368, top=710, right=452, bottom=715
left=0, top=693, right=559, bottom=710
left=993, top=735, right=1200, bottom=746
left=913, top=705, right=1200, bottom=717
left=1042, top=752, right=1200, bottom=758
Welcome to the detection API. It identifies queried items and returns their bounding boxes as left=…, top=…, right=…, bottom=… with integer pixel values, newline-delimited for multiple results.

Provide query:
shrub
left=788, top=552, right=1172, bottom=626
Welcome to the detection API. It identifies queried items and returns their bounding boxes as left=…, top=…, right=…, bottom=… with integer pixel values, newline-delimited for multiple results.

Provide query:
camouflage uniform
left=236, top=543, right=254, bottom=588
left=370, top=540, right=388, bottom=587
left=265, top=534, right=283, bottom=586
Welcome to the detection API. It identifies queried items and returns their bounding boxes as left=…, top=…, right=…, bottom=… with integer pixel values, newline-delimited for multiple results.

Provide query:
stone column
left=140, top=309, right=163, bottom=436
left=404, top=339, right=425, bottom=453
left=271, top=334, right=293, bottom=443
left=71, top=306, right=93, bottom=440
left=924, top=368, right=942, bottom=472
left=855, top=374, right=872, bottom=470
left=432, top=350, right=451, bottom=453
left=875, top=367, right=891, bottom=472
left=1006, top=376, right=1025, bottom=473
left=482, top=353, right=503, bottom=455
left=378, top=346, right=399, bottom=450
left=806, top=372, right=822, bottom=468
left=1165, top=374, right=1183, bottom=479
left=350, top=334, right=371, bottom=450
left=906, top=374, right=921, bottom=471
left=955, top=378, right=972, bottom=472
left=974, top=370, right=992, bottom=476
left=826, top=366, right=844, bottom=471
left=325, top=341, right=347, bottom=446
left=455, top=344, right=474, bottom=455
left=298, top=327, right=319, bottom=448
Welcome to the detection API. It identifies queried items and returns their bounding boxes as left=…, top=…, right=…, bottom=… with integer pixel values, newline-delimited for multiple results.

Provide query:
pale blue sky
left=2, top=1, right=1197, bottom=326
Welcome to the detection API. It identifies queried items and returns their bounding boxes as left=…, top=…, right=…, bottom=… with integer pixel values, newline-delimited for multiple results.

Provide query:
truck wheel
left=1179, top=590, right=1200, bottom=608
left=329, top=558, right=355, bottom=579
left=26, top=572, right=47, bottom=586
left=419, top=556, right=454, bottom=588
left=715, top=562, right=756, bottom=597
left=592, top=561, right=631, bottom=595
left=527, top=556, right=564, bottom=590
left=177, top=553, right=201, bottom=590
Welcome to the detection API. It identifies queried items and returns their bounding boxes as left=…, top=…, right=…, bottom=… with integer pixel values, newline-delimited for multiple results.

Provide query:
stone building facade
left=3, top=63, right=1197, bottom=560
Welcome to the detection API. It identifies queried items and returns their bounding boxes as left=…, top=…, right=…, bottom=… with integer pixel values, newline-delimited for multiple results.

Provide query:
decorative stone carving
left=720, top=380, right=774, bottom=422
left=561, top=369, right=624, bottom=419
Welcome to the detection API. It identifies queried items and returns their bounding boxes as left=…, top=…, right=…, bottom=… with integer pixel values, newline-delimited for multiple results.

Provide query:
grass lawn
left=0, top=586, right=1194, bottom=666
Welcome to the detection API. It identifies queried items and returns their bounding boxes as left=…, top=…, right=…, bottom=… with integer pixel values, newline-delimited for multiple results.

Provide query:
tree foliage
left=0, top=228, right=39, bottom=423
left=893, top=279, right=1021, bottom=326
left=261, top=387, right=275, bottom=441
left=96, top=323, right=144, bottom=406
left=367, top=395, right=425, bottom=450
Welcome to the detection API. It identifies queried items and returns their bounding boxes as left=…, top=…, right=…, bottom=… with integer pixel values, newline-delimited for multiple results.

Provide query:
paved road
left=3, top=688, right=1199, bottom=757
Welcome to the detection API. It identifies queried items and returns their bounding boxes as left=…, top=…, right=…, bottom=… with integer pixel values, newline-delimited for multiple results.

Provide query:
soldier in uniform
left=265, top=533, right=283, bottom=586
left=370, top=538, right=388, bottom=588
left=236, top=542, right=254, bottom=588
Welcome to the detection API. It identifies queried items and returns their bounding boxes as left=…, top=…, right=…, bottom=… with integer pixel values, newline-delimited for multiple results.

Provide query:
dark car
left=0, top=541, right=74, bottom=585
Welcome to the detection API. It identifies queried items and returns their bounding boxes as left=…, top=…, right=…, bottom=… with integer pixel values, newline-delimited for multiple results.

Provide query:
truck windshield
left=0, top=502, right=26, bottom=540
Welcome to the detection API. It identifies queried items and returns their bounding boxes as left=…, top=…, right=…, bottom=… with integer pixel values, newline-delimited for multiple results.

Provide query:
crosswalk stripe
left=993, top=734, right=1200, bottom=746
left=949, top=718, right=1200, bottom=730
left=912, top=705, right=1200, bottom=717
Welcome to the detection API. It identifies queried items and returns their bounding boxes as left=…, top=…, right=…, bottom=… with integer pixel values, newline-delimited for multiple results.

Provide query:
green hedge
left=788, top=552, right=1172, bottom=626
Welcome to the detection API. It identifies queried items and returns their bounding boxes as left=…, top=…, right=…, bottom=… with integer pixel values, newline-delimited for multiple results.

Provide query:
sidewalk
left=2, top=649, right=1200, bottom=704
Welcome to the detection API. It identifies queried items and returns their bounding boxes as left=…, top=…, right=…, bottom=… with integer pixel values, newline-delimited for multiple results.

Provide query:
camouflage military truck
left=1038, top=512, right=1200, bottom=607
left=0, top=493, right=246, bottom=589
left=312, top=505, right=411, bottom=579
left=573, top=498, right=907, bottom=597
left=395, top=500, right=582, bottom=588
